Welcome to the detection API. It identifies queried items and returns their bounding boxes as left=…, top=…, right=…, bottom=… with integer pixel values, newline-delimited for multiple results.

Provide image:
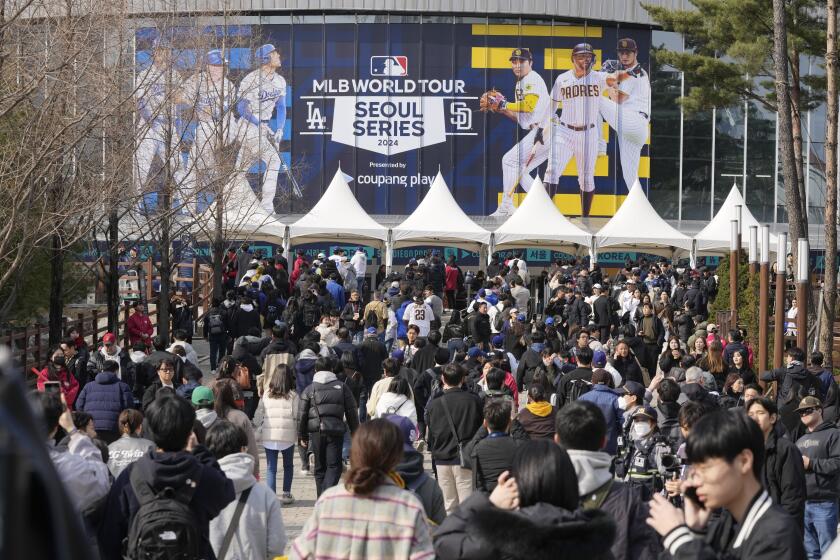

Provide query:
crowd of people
left=34, top=245, right=840, bottom=559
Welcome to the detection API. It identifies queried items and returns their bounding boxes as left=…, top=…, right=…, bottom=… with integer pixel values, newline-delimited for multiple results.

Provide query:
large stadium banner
left=135, top=20, right=652, bottom=218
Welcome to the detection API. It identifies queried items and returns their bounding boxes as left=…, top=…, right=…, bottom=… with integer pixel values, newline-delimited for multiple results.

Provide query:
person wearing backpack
left=362, top=290, right=388, bottom=337
left=297, top=355, right=360, bottom=497
left=761, top=347, right=821, bottom=434
left=97, top=393, right=235, bottom=560
left=207, top=420, right=286, bottom=560
left=556, top=345, right=594, bottom=408
left=578, top=369, right=623, bottom=454
left=203, top=297, right=229, bottom=373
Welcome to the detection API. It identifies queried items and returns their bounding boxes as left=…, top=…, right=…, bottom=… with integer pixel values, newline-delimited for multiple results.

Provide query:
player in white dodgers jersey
left=235, top=44, right=287, bottom=214
left=489, top=48, right=551, bottom=217
left=542, top=43, right=629, bottom=216
left=181, top=50, right=237, bottom=209
left=599, top=38, right=651, bottom=190
left=134, top=40, right=188, bottom=206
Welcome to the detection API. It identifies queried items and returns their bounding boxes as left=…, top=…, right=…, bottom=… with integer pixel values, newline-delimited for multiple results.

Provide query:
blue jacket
left=396, top=300, right=412, bottom=339
left=176, top=380, right=201, bottom=401
left=579, top=385, right=624, bottom=455
left=295, top=352, right=318, bottom=394
left=326, top=279, right=346, bottom=310
left=76, top=371, right=134, bottom=433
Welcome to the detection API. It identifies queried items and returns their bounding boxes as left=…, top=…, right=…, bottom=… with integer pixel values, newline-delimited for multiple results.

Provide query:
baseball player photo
left=134, top=40, right=188, bottom=207
left=235, top=43, right=288, bottom=214
left=599, top=37, right=651, bottom=190
left=180, top=49, right=238, bottom=211
left=481, top=48, right=551, bottom=218
left=541, top=43, right=630, bottom=217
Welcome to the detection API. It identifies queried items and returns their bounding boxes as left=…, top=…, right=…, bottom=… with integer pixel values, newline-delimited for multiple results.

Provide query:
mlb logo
left=371, top=56, right=408, bottom=76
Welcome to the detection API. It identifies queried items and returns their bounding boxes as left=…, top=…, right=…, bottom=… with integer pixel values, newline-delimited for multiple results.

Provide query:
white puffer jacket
left=253, top=391, right=299, bottom=444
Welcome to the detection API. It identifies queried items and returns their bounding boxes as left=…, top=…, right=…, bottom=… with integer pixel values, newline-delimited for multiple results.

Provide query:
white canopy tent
left=490, top=176, right=592, bottom=261
left=693, top=183, right=780, bottom=255
left=595, top=180, right=694, bottom=258
left=390, top=172, right=491, bottom=267
left=193, top=177, right=287, bottom=245
left=289, top=168, right=389, bottom=252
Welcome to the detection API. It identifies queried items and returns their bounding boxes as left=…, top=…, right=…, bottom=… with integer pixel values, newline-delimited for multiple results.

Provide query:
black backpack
left=124, top=459, right=203, bottom=560
left=364, top=308, right=380, bottom=330
left=207, top=312, right=225, bottom=336
left=566, top=378, right=591, bottom=405
left=301, top=300, right=320, bottom=328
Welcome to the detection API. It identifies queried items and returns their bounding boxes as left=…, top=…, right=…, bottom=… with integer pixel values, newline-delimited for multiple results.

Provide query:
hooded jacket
left=195, top=408, right=218, bottom=430
left=579, top=385, right=624, bottom=454
left=107, top=434, right=154, bottom=479
left=49, top=432, right=111, bottom=515
left=97, top=446, right=235, bottom=560
left=395, top=449, right=446, bottom=525
left=795, top=421, right=840, bottom=502
left=230, top=302, right=262, bottom=339
left=298, top=370, right=360, bottom=436
left=208, top=453, right=286, bottom=560
left=517, top=402, right=556, bottom=440
left=87, top=346, right=137, bottom=397
left=75, top=371, right=134, bottom=433
left=762, top=363, right=820, bottom=433
left=568, top=449, right=661, bottom=560
left=433, top=491, right=615, bottom=560
left=294, top=348, right=319, bottom=394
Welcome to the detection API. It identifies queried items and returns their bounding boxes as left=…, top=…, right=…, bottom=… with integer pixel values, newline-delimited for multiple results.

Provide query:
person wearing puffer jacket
left=206, top=420, right=287, bottom=560
left=75, top=360, right=134, bottom=444
left=253, top=364, right=299, bottom=504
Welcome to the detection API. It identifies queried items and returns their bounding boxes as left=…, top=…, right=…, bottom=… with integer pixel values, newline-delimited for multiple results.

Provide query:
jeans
left=310, top=431, right=344, bottom=497
left=342, top=427, right=351, bottom=460
left=208, top=336, right=226, bottom=371
left=358, top=384, right=371, bottom=423
left=804, top=500, right=838, bottom=559
left=264, top=446, right=294, bottom=494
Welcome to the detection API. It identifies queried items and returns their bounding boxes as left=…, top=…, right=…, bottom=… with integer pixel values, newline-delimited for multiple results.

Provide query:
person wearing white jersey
left=599, top=38, right=651, bottom=191
left=181, top=50, right=237, bottom=209
left=235, top=44, right=287, bottom=214
left=489, top=48, right=551, bottom=217
left=402, top=295, right=434, bottom=337
left=541, top=43, right=629, bottom=217
left=350, top=247, right=367, bottom=293
left=134, top=41, right=188, bottom=207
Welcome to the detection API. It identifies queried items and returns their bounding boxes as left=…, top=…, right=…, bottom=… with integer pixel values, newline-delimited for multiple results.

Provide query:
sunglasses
left=798, top=407, right=818, bottom=416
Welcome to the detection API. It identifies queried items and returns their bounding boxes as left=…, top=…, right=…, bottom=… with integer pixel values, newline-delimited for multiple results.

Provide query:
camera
left=660, top=453, right=682, bottom=474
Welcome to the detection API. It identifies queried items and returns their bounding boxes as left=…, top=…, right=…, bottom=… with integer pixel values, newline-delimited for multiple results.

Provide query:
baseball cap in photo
left=317, top=252, right=326, bottom=259
left=491, top=334, right=505, bottom=348
left=509, top=47, right=533, bottom=61
left=592, top=349, right=607, bottom=368
left=384, top=414, right=418, bottom=453
left=391, top=348, right=405, bottom=361
left=517, top=314, right=527, bottom=322
left=103, top=332, right=116, bottom=345
left=191, top=386, right=215, bottom=407
left=794, top=396, right=822, bottom=413
left=467, top=347, right=486, bottom=358
left=623, top=380, right=646, bottom=403
left=365, top=327, right=377, bottom=335
left=617, top=37, right=638, bottom=52
left=390, top=281, right=400, bottom=288
left=706, top=323, right=718, bottom=332
left=593, top=283, right=603, bottom=290
left=545, top=317, right=555, bottom=326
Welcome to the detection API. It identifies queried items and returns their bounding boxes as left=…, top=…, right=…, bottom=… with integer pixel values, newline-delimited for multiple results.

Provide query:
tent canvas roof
left=596, top=181, right=693, bottom=253
left=492, top=176, right=591, bottom=250
left=194, top=178, right=287, bottom=243
left=289, top=168, right=388, bottom=244
left=392, top=172, right=491, bottom=248
left=694, top=184, right=779, bottom=255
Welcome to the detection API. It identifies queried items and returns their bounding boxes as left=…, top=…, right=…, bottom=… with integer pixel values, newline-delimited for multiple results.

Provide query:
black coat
left=229, top=304, right=262, bottom=339
left=592, top=295, right=612, bottom=327
left=611, top=356, right=643, bottom=385
left=466, top=427, right=528, bottom=493
left=674, top=313, right=694, bottom=342
left=433, top=492, right=615, bottom=560
left=358, top=338, right=388, bottom=388
left=470, top=313, right=492, bottom=345
left=762, top=429, right=806, bottom=534
left=297, top=373, right=359, bottom=436
left=567, top=298, right=591, bottom=328
left=600, top=480, right=662, bottom=560
left=411, top=342, right=438, bottom=377
left=761, top=364, right=820, bottom=434
left=426, top=389, right=483, bottom=463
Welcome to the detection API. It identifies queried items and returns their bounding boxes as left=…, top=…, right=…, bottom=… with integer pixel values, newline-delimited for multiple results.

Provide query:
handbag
left=634, top=355, right=651, bottom=386
left=313, top=388, right=346, bottom=437
left=440, top=393, right=471, bottom=469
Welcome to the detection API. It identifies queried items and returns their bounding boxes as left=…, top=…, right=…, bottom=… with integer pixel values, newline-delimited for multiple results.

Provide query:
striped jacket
left=291, top=478, right=434, bottom=560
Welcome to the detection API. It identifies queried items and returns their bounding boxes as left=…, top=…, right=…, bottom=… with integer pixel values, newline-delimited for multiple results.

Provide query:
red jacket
left=445, top=265, right=460, bottom=291
left=126, top=312, right=154, bottom=346
left=291, top=256, right=307, bottom=288
left=37, top=367, right=80, bottom=409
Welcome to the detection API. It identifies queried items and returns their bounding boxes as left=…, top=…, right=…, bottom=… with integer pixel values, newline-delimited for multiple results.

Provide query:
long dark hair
left=213, top=378, right=238, bottom=418
left=267, top=364, right=295, bottom=399
left=511, top=440, right=579, bottom=511
left=217, top=355, right=238, bottom=380
left=345, top=419, right=403, bottom=496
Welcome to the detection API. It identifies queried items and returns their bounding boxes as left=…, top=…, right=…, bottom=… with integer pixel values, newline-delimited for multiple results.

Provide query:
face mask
left=632, top=422, right=652, bottom=439
left=617, top=396, right=627, bottom=409
left=53, top=355, right=66, bottom=367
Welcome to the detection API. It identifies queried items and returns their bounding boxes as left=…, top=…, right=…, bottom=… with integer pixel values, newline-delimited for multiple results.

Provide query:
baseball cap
left=517, top=314, right=527, bottom=322
left=795, top=396, right=823, bottom=412
left=317, top=252, right=326, bottom=259
left=545, top=317, right=555, bottom=326
left=631, top=405, right=657, bottom=422
left=391, top=348, right=405, bottom=361
left=592, top=349, right=607, bottom=368
left=623, top=380, right=646, bottom=403
left=593, top=283, right=603, bottom=290
left=509, top=47, right=533, bottom=61
left=706, top=323, right=718, bottom=332
left=617, top=37, right=638, bottom=52
left=383, top=414, right=418, bottom=453
left=390, top=281, right=400, bottom=288
left=191, top=386, right=215, bottom=407
left=205, top=49, right=227, bottom=66
left=491, top=334, right=505, bottom=348
left=254, top=43, right=276, bottom=64
left=103, top=332, right=116, bottom=345
left=365, top=327, right=377, bottom=335
left=467, top=347, right=486, bottom=358
left=478, top=289, right=486, bottom=297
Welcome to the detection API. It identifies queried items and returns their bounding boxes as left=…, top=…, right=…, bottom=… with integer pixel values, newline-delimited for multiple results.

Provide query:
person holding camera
left=615, top=406, right=674, bottom=500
